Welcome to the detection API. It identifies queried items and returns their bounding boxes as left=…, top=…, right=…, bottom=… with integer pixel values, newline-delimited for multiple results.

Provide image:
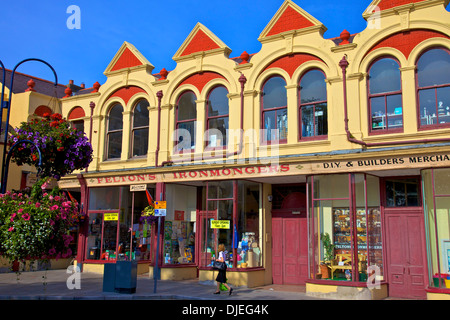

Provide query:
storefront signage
left=154, top=201, right=167, bottom=216
left=130, top=184, right=147, bottom=191
left=210, top=220, right=230, bottom=229
left=155, top=209, right=166, bottom=217
left=320, top=154, right=450, bottom=171
left=154, top=201, right=166, bottom=209
left=104, top=213, right=118, bottom=221
left=72, top=152, right=450, bottom=188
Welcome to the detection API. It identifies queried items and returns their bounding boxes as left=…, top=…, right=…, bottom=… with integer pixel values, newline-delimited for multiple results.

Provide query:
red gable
left=180, top=29, right=221, bottom=57
left=110, top=47, right=143, bottom=71
left=264, top=53, right=324, bottom=78
left=178, top=72, right=226, bottom=93
left=109, top=86, right=146, bottom=105
left=377, top=0, right=424, bottom=10
left=265, top=5, right=315, bottom=37
left=367, top=29, right=449, bottom=59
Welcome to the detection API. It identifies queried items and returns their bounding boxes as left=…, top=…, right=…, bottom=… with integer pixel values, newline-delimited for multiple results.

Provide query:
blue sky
left=0, top=1, right=373, bottom=88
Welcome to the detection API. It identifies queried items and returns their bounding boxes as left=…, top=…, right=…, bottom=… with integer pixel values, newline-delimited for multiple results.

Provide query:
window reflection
left=368, top=58, right=403, bottom=132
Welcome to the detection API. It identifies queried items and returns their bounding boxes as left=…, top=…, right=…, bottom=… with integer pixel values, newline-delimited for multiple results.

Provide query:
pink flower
left=50, top=219, right=55, bottom=226
left=50, top=205, right=59, bottom=211
left=41, top=182, right=49, bottom=190
left=48, top=248, right=56, bottom=256
left=8, top=227, right=14, bottom=232
left=35, top=202, right=41, bottom=208
left=18, top=208, right=24, bottom=214
left=22, top=213, right=30, bottom=221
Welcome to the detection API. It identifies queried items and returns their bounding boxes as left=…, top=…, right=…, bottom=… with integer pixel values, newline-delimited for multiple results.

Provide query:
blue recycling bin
left=114, top=260, right=138, bottom=294
left=102, top=263, right=116, bottom=292
left=103, top=261, right=137, bottom=294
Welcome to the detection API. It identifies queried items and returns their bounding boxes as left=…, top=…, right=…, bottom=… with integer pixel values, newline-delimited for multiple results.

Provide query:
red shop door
left=384, top=209, right=427, bottom=299
left=272, top=214, right=308, bottom=285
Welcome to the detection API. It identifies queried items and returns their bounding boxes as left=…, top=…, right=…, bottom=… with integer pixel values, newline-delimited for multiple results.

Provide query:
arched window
left=368, top=57, right=403, bottom=133
left=131, top=99, right=149, bottom=157
left=106, top=103, right=123, bottom=159
left=417, top=48, right=450, bottom=128
left=175, top=91, right=197, bottom=152
left=68, top=106, right=85, bottom=133
left=206, top=86, right=229, bottom=148
left=298, top=69, right=327, bottom=139
left=261, top=76, right=287, bottom=143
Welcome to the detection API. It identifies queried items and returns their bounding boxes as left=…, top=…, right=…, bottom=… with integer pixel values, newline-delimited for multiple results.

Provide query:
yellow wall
left=56, top=0, right=450, bottom=179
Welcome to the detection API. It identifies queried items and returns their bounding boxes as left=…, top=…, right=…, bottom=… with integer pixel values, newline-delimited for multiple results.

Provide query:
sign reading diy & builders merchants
left=63, top=152, right=450, bottom=188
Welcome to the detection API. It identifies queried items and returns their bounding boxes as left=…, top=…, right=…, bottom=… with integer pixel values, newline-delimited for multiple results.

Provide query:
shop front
left=63, top=149, right=450, bottom=297
left=422, top=168, right=450, bottom=299
left=81, top=183, right=156, bottom=275
left=303, top=152, right=450, bottom=300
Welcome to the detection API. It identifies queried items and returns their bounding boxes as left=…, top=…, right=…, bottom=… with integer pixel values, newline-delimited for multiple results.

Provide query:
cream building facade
left=9, top=0, right=449, bottom=299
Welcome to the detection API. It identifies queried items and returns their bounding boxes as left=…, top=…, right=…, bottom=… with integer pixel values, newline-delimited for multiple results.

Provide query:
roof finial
left=339, top=29, right=350, bottom=46
left=25, top=79, right=36, bottom=92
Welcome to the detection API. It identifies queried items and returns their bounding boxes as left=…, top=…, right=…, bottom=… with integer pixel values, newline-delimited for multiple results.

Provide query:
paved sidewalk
left=0, top=269, right=321, bottom=300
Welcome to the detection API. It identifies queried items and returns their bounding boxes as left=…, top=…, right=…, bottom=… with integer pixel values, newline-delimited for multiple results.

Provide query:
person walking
left=214, top=244, right=233, bottom=295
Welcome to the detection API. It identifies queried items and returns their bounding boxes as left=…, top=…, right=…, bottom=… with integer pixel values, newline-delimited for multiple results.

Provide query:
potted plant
left=320, top=232, right=335, bottom=279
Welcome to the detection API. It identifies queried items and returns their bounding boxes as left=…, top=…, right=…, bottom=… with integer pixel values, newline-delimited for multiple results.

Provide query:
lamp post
left=0, top=58, right=58, bottom=193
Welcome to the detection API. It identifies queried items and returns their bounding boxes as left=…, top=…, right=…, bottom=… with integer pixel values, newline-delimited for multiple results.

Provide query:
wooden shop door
left=272, top=213, right=308, bottom=285
left=384, top=209, right=427, bottom=299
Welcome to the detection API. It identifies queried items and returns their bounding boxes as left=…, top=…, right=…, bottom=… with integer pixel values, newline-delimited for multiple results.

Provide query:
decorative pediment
left=259, top=0, right=326, bottom=41
left=173, top=23, right=231, bottom=61
left=104, top=41, right=154, bottom=75
left=363, top=0, right=449, bottom=19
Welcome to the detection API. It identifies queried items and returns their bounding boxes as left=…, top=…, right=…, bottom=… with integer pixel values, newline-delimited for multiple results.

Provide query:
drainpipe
left=161, top=73, right=247, bottom=166
left=339, top=56, right=450, bottom=148
left=155, top=90, right=163, bottom=167
left=86, top=101, right=95, bottom=173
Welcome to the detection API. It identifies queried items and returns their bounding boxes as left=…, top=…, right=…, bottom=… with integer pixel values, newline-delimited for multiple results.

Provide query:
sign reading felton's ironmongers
left=58, top=153, right=450, bottom=188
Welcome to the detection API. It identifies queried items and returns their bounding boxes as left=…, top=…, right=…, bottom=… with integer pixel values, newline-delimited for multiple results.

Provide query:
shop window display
left=308, top=174, right=383, bottom=282
left=200, top=180, right=261, bottom=269
left=237, top=181, right=261, bottom=268
left=86, top=187, right=155, bottom=262
left=163, top=184, right=197, bottom=265
left=422, top=168, right=450, bottom=290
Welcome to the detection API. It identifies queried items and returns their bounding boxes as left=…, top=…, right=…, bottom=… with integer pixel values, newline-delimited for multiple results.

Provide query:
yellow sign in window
left=210, top=220, right=230, bottom=229
left=104, top=213, right=118, bottom=221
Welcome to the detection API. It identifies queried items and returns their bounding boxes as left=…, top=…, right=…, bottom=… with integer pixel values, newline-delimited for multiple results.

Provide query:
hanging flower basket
left=140, top=205, right=158, bottom=224
left=0, top=177, right=85, bottom=265
left=8, top=112, right=93, bottom=180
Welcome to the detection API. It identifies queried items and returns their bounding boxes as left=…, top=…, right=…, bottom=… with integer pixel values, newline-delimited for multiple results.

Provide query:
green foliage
left=9, top=112, right=93, bottom=180
left=320, top=232, right=335, bottom=263
left=0, top=177, right=84, bottom=264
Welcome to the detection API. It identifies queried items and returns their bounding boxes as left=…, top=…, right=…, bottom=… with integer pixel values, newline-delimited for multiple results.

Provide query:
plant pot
left=320, top=264, right=330, bottom=279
